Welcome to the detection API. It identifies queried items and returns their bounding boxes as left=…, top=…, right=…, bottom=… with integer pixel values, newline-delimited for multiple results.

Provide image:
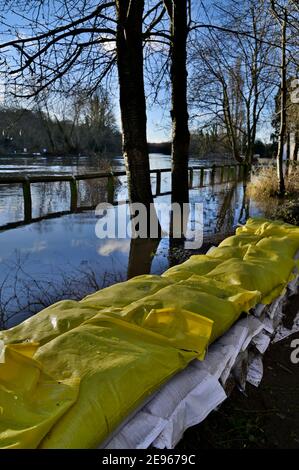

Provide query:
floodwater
left=0, top=153, right=264, bottom=328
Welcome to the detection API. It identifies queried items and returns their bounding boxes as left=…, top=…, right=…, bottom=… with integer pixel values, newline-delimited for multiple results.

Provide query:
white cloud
left=97, top=239, right=130, bottom=256
left=21, top=240, right=47, bottom=254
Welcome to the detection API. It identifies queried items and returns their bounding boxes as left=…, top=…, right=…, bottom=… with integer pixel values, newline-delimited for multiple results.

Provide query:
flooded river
left=0, top=153, right=264, bottom=328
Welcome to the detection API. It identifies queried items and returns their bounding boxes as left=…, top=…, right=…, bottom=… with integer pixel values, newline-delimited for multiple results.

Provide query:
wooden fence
left=0, top=163, right=248, bottom=231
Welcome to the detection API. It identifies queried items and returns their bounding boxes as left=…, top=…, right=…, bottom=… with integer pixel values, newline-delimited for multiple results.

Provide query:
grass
left=247, top=165, right=299, bottom=226
left=248, top=165, right=299, bottom=199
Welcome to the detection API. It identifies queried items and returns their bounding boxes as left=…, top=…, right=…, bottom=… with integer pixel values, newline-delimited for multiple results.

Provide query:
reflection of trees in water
left=215, top=179, right=252, bottom=233
left=32, top=181, right=69, bottom=218
left=0, top=252, right=125, bottom=330
left=0, top=184, right=25, bottom=225
left=168, top=237, right=187, bottom=268
left=215, top=182, right=237, bottom=233
left=0, top=233, right=159, bottom=329
left=167, top=204, right=191, bottom=268
left=78, top=178, right=108, bottom=207
left=127, top=237, right=160, bottom=279
left=0, top=179, right=256, bottom=329
left=32, top=179, right=109, bottom=216
left=238, top=182, right=250, bottom=224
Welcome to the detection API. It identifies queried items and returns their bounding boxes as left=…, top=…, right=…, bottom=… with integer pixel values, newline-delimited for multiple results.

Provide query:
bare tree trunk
left=247, top=9, right=259, bottom=165
left=223, top=85, right=243, bottom=163
left=276, top=11, right=287, bottom=196
left=245, top=102, right=253, bottom=163
left=116, top=0, right=154, bottom=211
left=55, top=116, right=77, bottom=154
left=165, top=0, right=190, bottom=206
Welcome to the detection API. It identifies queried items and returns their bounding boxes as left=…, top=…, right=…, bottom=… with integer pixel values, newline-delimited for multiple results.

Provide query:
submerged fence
left=0, top=162, right=249, bottom=231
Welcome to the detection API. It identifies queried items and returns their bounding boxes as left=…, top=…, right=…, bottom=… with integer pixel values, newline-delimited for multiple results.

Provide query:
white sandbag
left=240, top=316, right=265, bottom=352
left=192, top=344, right=235, bottom=380
left=247, top=352, right=264, bottom=387
left=252, top=331, right=271, bottom=354
left=218, top=325, right=249, bottom=385
left=152, top=372, right=226, bottom=449
left=104, top=412, right=167, bottom=450
left=103, top=253, right=299, bottom=450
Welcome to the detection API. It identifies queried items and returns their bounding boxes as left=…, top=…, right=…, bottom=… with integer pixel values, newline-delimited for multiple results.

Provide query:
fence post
left=155, top=170, right=161, bottom=196
left=238, top=163, right=243, bottom=179
left=22, top=178, right=32, bottom=222
left=220, top=165, right=224, bottom=183
left=211, top=164, right=216, bottom=185
left=244, top=163, right=250, bottom=180
left=70, top=177, right=78, bottom=211
left=189, top=168, right=193, bottom=189
left=224, top=165, right=228, bottom=181
left=107, top=173, right=115, bottom=204
left=230, top=165, right=235, bottom=180
left=200, top=168, right=204, bottom=187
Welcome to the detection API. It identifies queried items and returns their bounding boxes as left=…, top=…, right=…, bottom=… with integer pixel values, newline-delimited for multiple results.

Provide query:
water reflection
left=0, top=153, right=266, bottom=329
left=0, top=179, right=265, bottom=330
left=127, top=237, right=160, bottom=279
left=0, top=153, right=234, bottom=227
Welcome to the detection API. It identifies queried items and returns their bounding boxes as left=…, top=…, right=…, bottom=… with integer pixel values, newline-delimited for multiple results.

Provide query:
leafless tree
left=270, top=0, right=299, bottom=193
left=190, top=0, right=277, bottom=163
left=164, top=0, right=190, bottom=207
left=0, top=1, right=160, bottom=216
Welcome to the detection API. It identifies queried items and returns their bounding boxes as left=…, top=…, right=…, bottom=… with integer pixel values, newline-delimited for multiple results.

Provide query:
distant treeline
left=190, top=131, right=277, bottom=159
left=148, top=135, right=276, bottom=159
left=148, top=142, right=171, bottom=154
left=0, top=105, right=275, bottom=160
left=0, top=91, right=122, bottom=156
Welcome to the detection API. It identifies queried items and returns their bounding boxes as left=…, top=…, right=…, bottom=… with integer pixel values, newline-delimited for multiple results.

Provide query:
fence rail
left=0, top=162, right=248, bottom=231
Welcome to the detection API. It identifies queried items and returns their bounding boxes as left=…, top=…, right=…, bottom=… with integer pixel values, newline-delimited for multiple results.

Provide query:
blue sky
left=0, top=5, right=173, bottom=143
left=146, top=104, right=171, bottom=142
left=0, top=1, right=275, bottom=144
left=114, top=102, right=171, bottom=143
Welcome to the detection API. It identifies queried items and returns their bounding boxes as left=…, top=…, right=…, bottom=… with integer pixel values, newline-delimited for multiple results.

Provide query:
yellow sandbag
left=0, top=343, right=79, bottom=448
left=1, top=217, right=299, bottom=449
left=112, top=278, right=260, bottom=343
left=255, top=236, right=299, bottom=258
left=218, top=233, right=262, bottom=248
left=1, top=276, right=172, bottom=347
left=0, top=301, right=98, bottom=347
left=207, top=245, right=248, bottom=260
left=185, top=275, right=261, bottom=313
left=81, top=274, right=171, bottom=308
left=206, top=255, right=293, bottom=304
left=84, top=308, right=213, bottom=358
left=34, top=318, right=199, bottom=448
left=0, top=301, right=213, bottom=449
left=162, top=255, right=221, bottom=281
left=236, top=217, right=299, bottom=240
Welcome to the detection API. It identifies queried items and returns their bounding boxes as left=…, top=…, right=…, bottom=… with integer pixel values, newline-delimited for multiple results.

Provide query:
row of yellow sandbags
left=0, top=218, right=298, bottom=448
